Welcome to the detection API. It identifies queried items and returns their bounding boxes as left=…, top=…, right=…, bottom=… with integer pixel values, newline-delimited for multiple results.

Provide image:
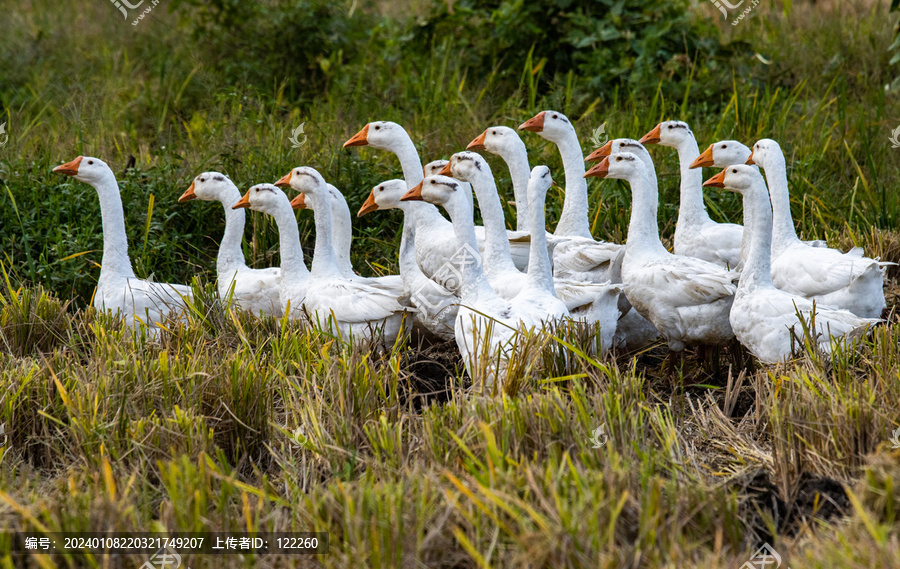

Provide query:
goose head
left=639, top=120, right=693, bottom=148
left=519, top=110, right=575, bottom=143
left=528, top=165, right=553, bottom=195
left=423, top=160, right=449, bottom=178
left=441, top=151, right=490, bottom=183
left=356, top=180, right=407, bottom=217
left=468, top=126, right=525, bottom=157
left=690, top=141, right=752, bottom=169
left=584, top=152, right=646, bottom=182
left=232, top=183, right=289, bottom=215
left=53, top=156, right=112, bottom=184
left=343, top=121, right=405, bottom=151
left=400, top=175, right=464, bottom=208
left=275, top=166, right=328, bottom=196
left=585, top=138, right=647, bottom=162
left=746, top=139, right=782, bottom=169
left=179, top=172, right=234, bottom=203
left=702, top=164, right=765, bottom=196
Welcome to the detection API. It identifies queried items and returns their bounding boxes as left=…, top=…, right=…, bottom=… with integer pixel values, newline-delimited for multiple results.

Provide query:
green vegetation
left=1, top=0, right=899, bottom=567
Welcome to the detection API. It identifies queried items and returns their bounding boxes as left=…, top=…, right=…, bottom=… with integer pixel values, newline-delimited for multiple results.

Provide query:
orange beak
left=400, top=181, right=425, bottom=202
left=232, top=192, right=252, bottom=210
left=467, top=130, right=488, bottom=150
left=437, top=162, right=452, bottom=176
left=178, top=181, right=197, bottom=203
left=358, top=191, right=379, bottom=217
left=290, top=193, right=307, bottom=210
left=584, top=157, right=610, bottom=179
left=53, top=156, right=83, bottom=176
left=343, top=124, right=370, bottom=148
left=690, top=145, right=715, bottom=169
left=519, top=112, right=546, bottom=133
left=702, top=169, right=727, bottom=188
left=585, top=140, right=614, bottom=162
left=745, top=152, right=755, bottom=165
left=275, top=172, right=292, bottom=188
left=639, top=124, right=662, bottom=145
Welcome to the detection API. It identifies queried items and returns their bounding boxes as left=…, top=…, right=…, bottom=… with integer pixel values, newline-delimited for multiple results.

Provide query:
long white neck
left=92, top=170, right=135, bottom=278
left=525, top=179, right=555, bottom=294
left=674, top=137, right=712, bottom=226
left=216, top=183, right=250, bottom=275
left=761, top=152, right=800, bottom=251
left=444, top=194, right=496, bottom=302
left=738, top=179, right=776, bottom=291
left=553, top=130, right=593, bottom=238
left=309, top=192, right=343, bottom=279
left=269, top=198, right=310, bottom=282
left=496, top=140, right=531, bottom=232
left=390, top=134, right=425, bottom=188
left=468, top=170, right=520, bottom=276
left=327, top=187, right=355, bottom=278
left=396, top=204, right=418, bottom=290
left=625, top=168, right=669, bottom=258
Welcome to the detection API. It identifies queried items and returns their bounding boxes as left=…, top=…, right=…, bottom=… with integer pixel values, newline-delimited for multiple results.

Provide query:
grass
left=1, top=0, right=900, bottom=567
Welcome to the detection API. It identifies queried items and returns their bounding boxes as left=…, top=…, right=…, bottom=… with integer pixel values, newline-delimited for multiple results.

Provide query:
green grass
left=1, top=0, right=900, bottom=567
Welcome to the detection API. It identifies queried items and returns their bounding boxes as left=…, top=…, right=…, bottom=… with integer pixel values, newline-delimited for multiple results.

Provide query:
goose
left=271, top=167, right=411, bottom=345
left=231, top=184, right=310, bottom=318
left=440, top=152, right=624, bottom=343
left=52, top=156, right=191, bottom=331
left=358, top=180, right=458, bottom=341
left=640, top=121, right=743, bottom=269
left=519, top=111, right=623, bottom=283
left=279, top=175, right=403, bottom=294
left=704, top=165, right=879, bottom=363
left=400, top=174, right=554, bottom=390
left=178, top=172, right=281, bottom=315
left=585, top=153, right=737, bottom=351
left=467, top=126, right=531, bottom=232
left=747, top=139, right=888, bottom=318
left=687, top=139, right=827, bottom=253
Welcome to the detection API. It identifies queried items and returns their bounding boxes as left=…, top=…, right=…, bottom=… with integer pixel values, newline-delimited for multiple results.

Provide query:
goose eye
left=374, top=125, right=380, bottom=130
left=732, top=169, right=737, bottom=173
left=551, top=114, right=558, bottom=119
left=721, top=145, right=727, bottom=149
left=667, top=125, right=673, bottom=129
left=378, top=187, right=383, bottom=192
left=616, top=156, right=622, bottom=161
left=430, top=180, right=435, bottom=184
left=200, top=178, right=206, bottom=183
left=88, top=160, right=94, bottom=165
left=492, top=130, right=497, bottom=135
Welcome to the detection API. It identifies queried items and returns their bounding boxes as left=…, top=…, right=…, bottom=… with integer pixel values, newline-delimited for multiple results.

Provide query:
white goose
left=400, top=174, right=555, bottom=390
left=586, top=153, right=737, bottom=351
left=273, top=167, right=411, bottom=345
left=280, top=177, right=403, bottom=295
left=178, top=172, right=281, bottom=315
left=640, top=121, right=743, bottom=269
left=519, top=111, right=623, bottom=283
left=441, top=152, right=624, bottom=340
left=704, top=165, right=879, bottom=363
left=467, top=126, right=531, bottom=232
left=358, top=180, right=458, bottom=341
left=748, top=139, right=888, bottom=318
left=53, top=156, right=191, bottom=331
left=232, top=184, right=310, bottom=318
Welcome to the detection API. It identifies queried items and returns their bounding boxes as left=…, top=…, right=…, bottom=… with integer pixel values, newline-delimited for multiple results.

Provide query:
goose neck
left=762, top=154, right=800, bottom=251
left=93, top=171, right=135, bottom=278
left=674, top=137, right=711, bottom=225
left=553, top=131, right=593, bottom=238
left=391, top=135, right=425, bottom=188
left=500, top=142, right=531, bottom=232
left=468, top=171, right=519, bottom=276
left=270, top=199, right=310, bottom=281
left=329, top=192, right=355, bottom=277
left=525, top=180, right=555, bottom=294
left=217, top=186, right=250, bottom=275
left=738, top=181, right=775, bottom=291
left=625, top=170, right=669, bottom=257
left=308, top=193, right=343, bottom=279
left=445, top=194, right=496, bottom=301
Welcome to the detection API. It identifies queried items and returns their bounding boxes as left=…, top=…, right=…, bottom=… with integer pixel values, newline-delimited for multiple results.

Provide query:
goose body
left=276, top=167, right=411, bottom=345
left=705, top=165, right=879, bottom=363
left=641, top=121, right=743, bottom=269
left=358, top=180, right=458, bottom=341
left=750, top=139, right=888, bottom=318
left=53, top=156, right=191, bottom=331
left=586, top=152, right=737, bottom=351
left=178, top=172, right=281, bottom=315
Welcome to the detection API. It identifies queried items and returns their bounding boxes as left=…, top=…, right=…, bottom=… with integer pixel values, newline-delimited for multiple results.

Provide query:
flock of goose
left=50, top=111, right=889, bottom=386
